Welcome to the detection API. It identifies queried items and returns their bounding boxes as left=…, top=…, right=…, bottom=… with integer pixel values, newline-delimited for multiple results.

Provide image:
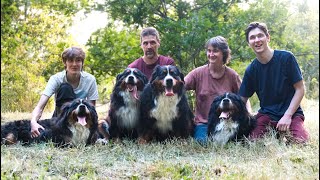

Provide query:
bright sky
left=68, top=10, right=109, bottom=45
left=69, top=0, right=319, bottom=45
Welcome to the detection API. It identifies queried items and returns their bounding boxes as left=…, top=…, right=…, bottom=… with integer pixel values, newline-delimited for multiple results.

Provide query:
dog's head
left=60, top=99, right=98, bottom=128
left=115, top=68, right=148, bottom=100
left=149, top=65, right=185, bottom=96
left=210, top=93, right=247, bottom=121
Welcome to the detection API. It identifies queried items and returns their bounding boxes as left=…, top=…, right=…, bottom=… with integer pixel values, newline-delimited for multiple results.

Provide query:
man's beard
left=145, top=50, right=155, bottom=59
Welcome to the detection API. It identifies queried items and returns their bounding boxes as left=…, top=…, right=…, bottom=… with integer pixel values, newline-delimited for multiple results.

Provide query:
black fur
left=106, top=68, right=148, bottom=140
left=207, top=93, right=256, bottom=146
left=1, top=99, right=98, bottom=147
left=138, top=65, right=194, bottom=143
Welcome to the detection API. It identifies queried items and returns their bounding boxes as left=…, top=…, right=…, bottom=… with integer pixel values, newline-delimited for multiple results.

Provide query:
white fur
left=116, top=91, right=140, bottom=129
left=150, top=94, right=180, bottom=133
left=125, top=69, right=138, bottom=83
left=163, top=66, right=177, bottom=86
left=212, top=118, right=239, bottom=146
left=69, top=123, right=91, bottom=146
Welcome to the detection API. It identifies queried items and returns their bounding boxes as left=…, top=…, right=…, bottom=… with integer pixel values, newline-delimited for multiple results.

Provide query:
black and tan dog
left=137, top=65, right=194, bottom=143
left=98, top=68, right=148, bottom=142
left=1, top=99, right=99, bottom=147
left=207, top=92, right=256, bottom=146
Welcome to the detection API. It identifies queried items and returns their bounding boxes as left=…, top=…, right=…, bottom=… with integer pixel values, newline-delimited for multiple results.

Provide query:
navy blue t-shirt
left=239, top=50, right=304, bottom=121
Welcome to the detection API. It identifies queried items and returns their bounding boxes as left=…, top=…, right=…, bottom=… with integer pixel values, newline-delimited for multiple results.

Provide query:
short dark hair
left=140, top=27, right=160, bottom=43
left=205, top=36, right=231, bottom=64
left=61, top=47, right=85, bottom=63
left=245, top=22, right=269, bottom=42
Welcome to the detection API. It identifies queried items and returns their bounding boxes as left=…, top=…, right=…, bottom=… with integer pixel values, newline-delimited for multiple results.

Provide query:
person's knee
left=290, top=115, right=309, bottom=144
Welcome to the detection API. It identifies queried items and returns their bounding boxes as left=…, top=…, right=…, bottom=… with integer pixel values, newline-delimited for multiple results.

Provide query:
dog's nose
left=222, top=98, right=230, bottom=104
left=79, top=104, right=86, bottom=111
left=128, top=76, right=135, bottom=83
left=166, top=79, right=173, bottom=87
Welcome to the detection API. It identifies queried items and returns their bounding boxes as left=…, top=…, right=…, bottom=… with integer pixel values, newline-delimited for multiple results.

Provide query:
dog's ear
left=84, top=101, right=98, bottom=129
left=150, top=65, right=161, bottom=83
left=56, top=100, right=74, bottom=126
left=116, top=69, right=126, bottom=82
left=141, top=74, right=148, bottom=85
left=136, top=68, right=148, bottom=85
left=175, top=66, right=185, bottom=82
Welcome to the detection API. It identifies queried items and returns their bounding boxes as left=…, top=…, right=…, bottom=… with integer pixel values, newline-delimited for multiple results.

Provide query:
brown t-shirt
left=184, top=65, right=242, bottom=125
left=128, top=55, right=175, bottom=80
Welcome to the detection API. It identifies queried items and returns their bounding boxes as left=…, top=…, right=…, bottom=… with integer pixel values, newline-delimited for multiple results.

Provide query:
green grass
left=1, top=99, right=319, bottom=179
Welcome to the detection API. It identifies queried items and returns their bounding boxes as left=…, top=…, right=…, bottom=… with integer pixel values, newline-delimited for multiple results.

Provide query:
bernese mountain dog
left=98, top=68, right=148, bottom=142
left=138, top=65, right=194, bottom=143
left=207, top=92, right=256, bottom=146
left=1, top=99, right=98, bottom=147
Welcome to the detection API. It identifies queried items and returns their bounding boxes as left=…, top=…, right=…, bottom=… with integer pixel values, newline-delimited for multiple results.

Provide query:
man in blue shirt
left=239, top=22, right=309, bottom=144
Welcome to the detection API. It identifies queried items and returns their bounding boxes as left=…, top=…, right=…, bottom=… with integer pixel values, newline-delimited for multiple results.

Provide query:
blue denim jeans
left=194, top=124, right=208, bottom=145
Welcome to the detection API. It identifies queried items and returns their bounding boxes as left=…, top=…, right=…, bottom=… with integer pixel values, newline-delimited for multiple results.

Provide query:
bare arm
left=241, top=96, right=253, bottom=114
left=90, top=100, right=96, bottom=107
left=284, top=80, right=305, bottom=116
left=277, top=80, right=305, bottom=131
left=30, top=95, right=50, bottom=138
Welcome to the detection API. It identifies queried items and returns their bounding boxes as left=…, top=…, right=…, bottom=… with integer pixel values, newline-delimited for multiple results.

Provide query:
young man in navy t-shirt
left=239, top=22, right=309, bottom=144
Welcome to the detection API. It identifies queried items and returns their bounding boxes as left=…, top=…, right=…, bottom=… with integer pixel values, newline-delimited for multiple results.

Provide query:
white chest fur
left=150, top=94, right=180, bottom=133
left=116, top=91, right=140, bottom=129
left=212, top=118, right=239, bottom=146
left=69, top=123, right=91, bottom=146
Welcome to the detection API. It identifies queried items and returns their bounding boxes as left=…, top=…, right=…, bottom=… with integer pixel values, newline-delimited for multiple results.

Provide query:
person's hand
left=30, top=121, right=45, bottom=138
left=276, top=114, right=292, bottom=132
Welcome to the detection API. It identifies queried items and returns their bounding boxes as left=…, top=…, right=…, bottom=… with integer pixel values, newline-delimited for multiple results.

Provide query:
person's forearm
left=285, top=87, right=304, bottom=116
left=246, top=100, right=252, bottom=114
left=31, top=107, right=43, bottom=123
left=90, top=100, right=96, bottom=107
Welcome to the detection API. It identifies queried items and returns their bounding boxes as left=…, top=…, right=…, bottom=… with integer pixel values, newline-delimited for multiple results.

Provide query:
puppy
left=1, top=99, right=98, bottom=147
left=207, top=92, right=256, bottom=146
left=138, top=65, right=194, bottom=143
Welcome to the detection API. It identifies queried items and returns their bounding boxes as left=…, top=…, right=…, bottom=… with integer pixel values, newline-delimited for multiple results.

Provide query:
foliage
left=90, top=0, right=319, bottom=102
left=85, top=22, right=142, bottom=78
left=1, top=0, right=85, bottom=111
left=1, top=0, right=318, bottom=112
left=242, top=0, right=319, bottom=99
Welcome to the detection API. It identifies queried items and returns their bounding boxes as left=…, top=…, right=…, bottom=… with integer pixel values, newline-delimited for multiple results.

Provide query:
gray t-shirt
left=42, top=70, right=99, bottom=101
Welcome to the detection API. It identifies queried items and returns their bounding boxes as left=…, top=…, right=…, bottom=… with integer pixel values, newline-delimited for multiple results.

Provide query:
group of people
left=30, top=22, right=309, bottom=144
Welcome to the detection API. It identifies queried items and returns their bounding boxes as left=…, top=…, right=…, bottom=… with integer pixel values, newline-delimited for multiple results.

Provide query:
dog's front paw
left=137, top=137, right=147, bottom=144
left=96, top=138, right=109, bottom=145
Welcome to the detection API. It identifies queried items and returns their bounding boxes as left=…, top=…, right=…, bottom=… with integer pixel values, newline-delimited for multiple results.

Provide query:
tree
left=1, top=0, right=86, bottom=111
left=85, top=22, right=142, bottom=79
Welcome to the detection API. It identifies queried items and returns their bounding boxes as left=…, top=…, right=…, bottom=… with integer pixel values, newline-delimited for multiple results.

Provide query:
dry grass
left=1, top=99, right=319, bottom=179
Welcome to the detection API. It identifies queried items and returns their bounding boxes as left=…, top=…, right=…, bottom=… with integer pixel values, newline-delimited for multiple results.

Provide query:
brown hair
left=245, top=22, right=269, bottom=43
left=61, top=47, right=85, bottom=63
left=140, top=27, right=160, bottom=43
left=205, top=36, right=231, bottom=64
left=61, top=47, right=85, bottom=70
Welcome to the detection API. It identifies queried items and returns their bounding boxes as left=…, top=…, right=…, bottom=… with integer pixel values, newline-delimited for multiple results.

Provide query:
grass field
left=1, top=99, right=319, bottom=179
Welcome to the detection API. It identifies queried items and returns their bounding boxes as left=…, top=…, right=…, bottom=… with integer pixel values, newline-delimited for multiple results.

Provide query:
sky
left=69, top=0, right=319, bottom=45
left=68, top=10, right=109, bottom=45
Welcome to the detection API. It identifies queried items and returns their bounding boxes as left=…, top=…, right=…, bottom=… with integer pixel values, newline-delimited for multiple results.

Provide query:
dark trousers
left=249, top=113, right=309, bottom=143
left=52, top=83, right=76, bottom=117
